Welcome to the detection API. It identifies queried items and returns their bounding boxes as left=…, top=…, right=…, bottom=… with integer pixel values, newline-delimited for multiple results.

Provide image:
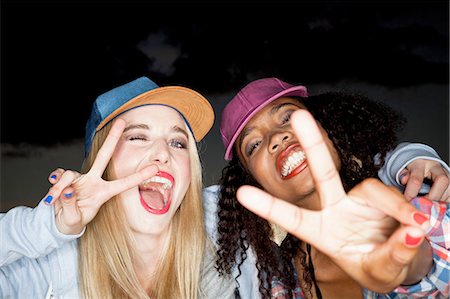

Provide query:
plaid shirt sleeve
left=365, top=197, right=450, bottom=299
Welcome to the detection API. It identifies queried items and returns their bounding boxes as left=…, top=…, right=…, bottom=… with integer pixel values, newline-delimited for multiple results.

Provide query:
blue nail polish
left=64, top=192, right=73, bottom=198
left=44, top=195, right=53, bottom=204
left=50, top=175, right=57, bottom=180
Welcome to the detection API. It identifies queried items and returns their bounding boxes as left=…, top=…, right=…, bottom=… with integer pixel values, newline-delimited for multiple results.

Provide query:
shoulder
left=202, top=185, right=221, bottom=242
left=202, top=185, right=220, bottom=214
left=0, top=240, right=80, bottom=298
left=200, top=243, right=236, bottom=299
left=203, top=185, right=220, bottom=200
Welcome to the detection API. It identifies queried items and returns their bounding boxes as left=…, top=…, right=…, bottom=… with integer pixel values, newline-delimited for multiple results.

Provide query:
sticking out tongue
left=141, top=190, right=165, bottom=210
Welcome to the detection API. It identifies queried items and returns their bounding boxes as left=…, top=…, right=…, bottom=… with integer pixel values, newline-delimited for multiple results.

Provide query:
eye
left=168, top=139, right=187, bottom=149
left=128, top=135, right=147, bottom=141
left=281, top=110, right=293, bottom=125
left=246, top=140, right=261, bottom=156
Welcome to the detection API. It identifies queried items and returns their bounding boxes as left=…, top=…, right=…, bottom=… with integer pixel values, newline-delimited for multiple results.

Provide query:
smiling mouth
left=278, top=145, right=307, bottom=178
left=139, top=173, right=174, bottom=215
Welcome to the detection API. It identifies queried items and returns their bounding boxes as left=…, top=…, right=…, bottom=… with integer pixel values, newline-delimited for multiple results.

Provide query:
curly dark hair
left=216, top=90, right=406, bottom=298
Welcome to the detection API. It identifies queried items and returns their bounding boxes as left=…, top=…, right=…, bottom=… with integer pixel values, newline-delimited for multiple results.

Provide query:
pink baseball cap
left=220, top=77, right=308, bottom=160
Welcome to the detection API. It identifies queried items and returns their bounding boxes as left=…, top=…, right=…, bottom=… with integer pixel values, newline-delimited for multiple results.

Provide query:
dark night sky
left=1, top=0, right=449, bottom=210
left=2, top=0, right=448, bottom=144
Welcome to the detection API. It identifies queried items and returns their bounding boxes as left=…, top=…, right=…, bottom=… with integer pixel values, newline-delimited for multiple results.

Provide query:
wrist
left=55, top=211, right=84, bottom=235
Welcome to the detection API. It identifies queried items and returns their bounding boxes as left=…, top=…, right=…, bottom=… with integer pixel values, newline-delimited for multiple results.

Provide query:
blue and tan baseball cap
left=84, top=76, right=214, bottom=155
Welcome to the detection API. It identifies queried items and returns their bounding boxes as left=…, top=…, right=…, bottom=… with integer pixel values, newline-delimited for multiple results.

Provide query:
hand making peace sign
left=43, top=119, right=158, bottom=235
left=237, top=109, right=432, bottom=292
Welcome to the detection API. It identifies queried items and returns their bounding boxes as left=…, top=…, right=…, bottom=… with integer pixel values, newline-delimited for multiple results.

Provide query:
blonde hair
left=79, top=119, right=206, bottom=299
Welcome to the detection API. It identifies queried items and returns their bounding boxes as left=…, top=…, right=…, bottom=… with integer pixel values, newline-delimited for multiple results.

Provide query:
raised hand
left=236, top=110, right=431, bottom=292
left=43, top=119, right=158, bottom=235
left=399, top=159, right=450, bottom=203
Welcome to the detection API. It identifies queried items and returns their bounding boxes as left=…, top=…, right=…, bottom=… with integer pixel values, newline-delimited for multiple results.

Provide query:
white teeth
left=141, top=176, right=173, bottom=190
left=281, top=150, right=306, bottom=177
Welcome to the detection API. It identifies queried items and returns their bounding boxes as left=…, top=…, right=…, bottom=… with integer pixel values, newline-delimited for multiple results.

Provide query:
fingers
left=55, top=186, right=83, bottom=235
left=90, top=118, right=126, bottom=177
left=440, top=187, right=450, bottom=203
left=48, top=168, right=65, bottom=184
left=403, top=166, right=425, bottom=200
left=60, top=187, right=77, bottom=209
left=44, top=170, right=80, bottom=205
left=351, top=178, right=429, bottom=230
left=237, top=185, right=320, bottom=245
left=398, top=169, right=409, bottom=186
left=290, top=110, right=346, bottom=206
left=105, top=164, right=159, bottom=203
left=365, top=225, right=426, bottom=289
left=402, top=160, right=450, bottom=201
left=426, top=165, right=449, bottom=201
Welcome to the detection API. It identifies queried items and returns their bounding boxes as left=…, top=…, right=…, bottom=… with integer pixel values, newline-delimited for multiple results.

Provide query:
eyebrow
left=238, top=102, right=299, bottom=147
left=172, top=125, right=189, bottom=139
left=270, top=102, right=296, bottom=115
left=123, top=124, right=149, bottom=132
left=124, top=123, right=189, bottom=139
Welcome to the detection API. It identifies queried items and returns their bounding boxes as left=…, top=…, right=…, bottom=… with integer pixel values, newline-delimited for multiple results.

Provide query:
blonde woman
left=0, top=77, right=234, bottom=298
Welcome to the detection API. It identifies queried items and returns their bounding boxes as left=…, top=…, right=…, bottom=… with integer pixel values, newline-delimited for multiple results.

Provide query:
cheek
left=180, top=160, right=191, bottom=184
left=175, top=153, right=191, bottom=189
left=248, top=157, right=272, bottom=186
left=177, top=151, right=191, bottom=172
left=119, top=198, right=135, bottom=222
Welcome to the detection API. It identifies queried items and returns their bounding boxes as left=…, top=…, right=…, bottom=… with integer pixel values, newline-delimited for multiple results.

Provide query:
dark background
left=1, top=0, right=449, bottom=211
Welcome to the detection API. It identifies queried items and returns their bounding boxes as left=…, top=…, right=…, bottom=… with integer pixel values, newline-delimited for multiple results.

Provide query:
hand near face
left=43, top=119, right=158, bottom=235
left=237, top=110, right=431, bottom=292
left=399, top=159, right=450, bottom=203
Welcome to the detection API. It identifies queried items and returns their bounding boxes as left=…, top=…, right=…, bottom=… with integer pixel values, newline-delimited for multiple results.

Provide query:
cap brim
left=98, top=86, right=214, bottom=142
left=224, top=85, right=307, bottom=160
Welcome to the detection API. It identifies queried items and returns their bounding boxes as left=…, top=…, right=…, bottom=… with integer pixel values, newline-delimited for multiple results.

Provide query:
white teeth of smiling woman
left=281, top=149, right=306, bottom=177
left=140, top=176, right=173, bottom=190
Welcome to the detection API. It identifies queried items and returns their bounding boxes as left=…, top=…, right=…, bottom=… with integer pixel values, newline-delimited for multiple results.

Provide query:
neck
left=131, top=230, right=169, bottom=291
left=299, top=244, right=362, bottom=299
left=294, top=191, right=322, bottom=210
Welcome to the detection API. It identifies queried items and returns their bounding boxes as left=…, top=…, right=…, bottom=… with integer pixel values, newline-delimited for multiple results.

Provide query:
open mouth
left=139, top=171, right=174, bottom=215
left=277, top=144, right=307, bottom=180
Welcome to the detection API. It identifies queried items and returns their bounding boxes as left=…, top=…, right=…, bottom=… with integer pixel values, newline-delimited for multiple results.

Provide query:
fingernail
left=413, top=212, right=428, bottom=225
left=44, top=195, right=53, bottom=204
left=399, top=173, right=407, bottom=183
left=64, top=192, right=73, bottom=198
left=405, top=234, right=422, bottom=246
left=50, top=175, right=57, bottom=180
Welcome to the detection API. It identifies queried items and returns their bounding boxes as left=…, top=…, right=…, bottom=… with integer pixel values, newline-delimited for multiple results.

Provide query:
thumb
left=56, top=187, right=84, bottom=235
left=365, top=225, right=425, bottom=288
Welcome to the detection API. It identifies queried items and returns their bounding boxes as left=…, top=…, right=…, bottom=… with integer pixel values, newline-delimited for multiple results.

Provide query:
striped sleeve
left=366, top=197, right=449, bottom=298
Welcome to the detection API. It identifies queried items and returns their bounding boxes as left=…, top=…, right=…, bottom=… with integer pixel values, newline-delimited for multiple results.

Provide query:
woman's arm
left=396, top=197, right=449, bottom=297
left=0, top=200, right=83, bottom=266
left=378, top=142, right=450, bottom=202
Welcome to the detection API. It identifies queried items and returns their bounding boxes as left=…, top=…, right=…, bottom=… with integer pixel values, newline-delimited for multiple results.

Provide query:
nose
left=268, top=131, right=291, bottom=153
left=149, top=139, right=170, bottom=165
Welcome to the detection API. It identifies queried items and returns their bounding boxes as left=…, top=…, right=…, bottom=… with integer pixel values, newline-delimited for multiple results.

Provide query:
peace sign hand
left=237, top=110, right=431, bottom=292
left=43, top=119, right=158, bottom=235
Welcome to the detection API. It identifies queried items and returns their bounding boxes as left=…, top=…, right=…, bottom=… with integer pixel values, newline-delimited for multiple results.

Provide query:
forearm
left=0, top=199, right=83, bottom=266
left=378, top=142, right=449, bottom=191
